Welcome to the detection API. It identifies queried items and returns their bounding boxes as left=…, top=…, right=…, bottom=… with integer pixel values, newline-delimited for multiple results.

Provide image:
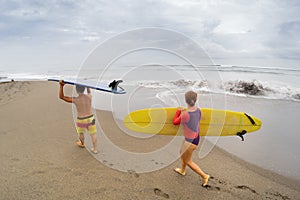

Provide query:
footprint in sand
left=266, top=191, right=290, bottom=200
left=154, top=188, right=169, bottom=199
left=235, top=185, right=257, bottom=194
left=151, top=159, right=164, bottom=166
left=203, top=185, right=221, bottom=191
left=209, top=176, right=228, bottom=185
left=0, top=131, right=8, bottom=135
left=127, top=169, right=140, bottom=178
left=201, top=176, right=223, bottom=191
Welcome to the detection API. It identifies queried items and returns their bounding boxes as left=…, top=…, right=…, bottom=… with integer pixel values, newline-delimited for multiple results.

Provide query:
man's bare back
left=73, top=94, right=93, bottom=118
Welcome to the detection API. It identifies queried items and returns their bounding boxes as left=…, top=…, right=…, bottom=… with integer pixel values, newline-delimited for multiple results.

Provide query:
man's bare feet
left=76, top=140, right=85, bottom=148
left=90, top=148, right=98, bottom=154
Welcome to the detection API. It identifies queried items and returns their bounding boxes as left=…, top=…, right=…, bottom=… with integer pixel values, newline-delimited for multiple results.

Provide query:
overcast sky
left=0, top=0, right=299, bottom=71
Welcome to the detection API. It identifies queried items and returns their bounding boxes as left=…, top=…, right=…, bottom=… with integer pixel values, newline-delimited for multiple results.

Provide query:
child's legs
left=180, top=140, right=193, bottom=172
left=187, top=160, right=207, bottom=179
left=180, top=140, right=187, bottom=172
left=182, top=142, right=207, bottom=179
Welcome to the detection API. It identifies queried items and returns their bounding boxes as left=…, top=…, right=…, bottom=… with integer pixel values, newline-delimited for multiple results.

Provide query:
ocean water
left=1, top=64, right=300, bottom=180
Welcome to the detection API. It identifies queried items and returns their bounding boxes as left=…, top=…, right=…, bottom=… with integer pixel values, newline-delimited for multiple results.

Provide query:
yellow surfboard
left=124, top=107, right=262, bottom=140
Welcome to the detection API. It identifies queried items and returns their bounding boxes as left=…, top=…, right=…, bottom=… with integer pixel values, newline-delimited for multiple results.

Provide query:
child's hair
left=185, top=91, right=198, bottom=106
left=76, top=85, right=86, bottom=93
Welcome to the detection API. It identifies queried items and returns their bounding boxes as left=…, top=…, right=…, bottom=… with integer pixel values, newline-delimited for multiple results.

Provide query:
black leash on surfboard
left=237, top=130, right=247, bottom=141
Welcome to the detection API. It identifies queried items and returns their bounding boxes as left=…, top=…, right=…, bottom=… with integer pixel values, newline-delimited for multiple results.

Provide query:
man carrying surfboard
left=59, top=80, right=98, bottom=154
left=173, top=91, right=210, bottom=187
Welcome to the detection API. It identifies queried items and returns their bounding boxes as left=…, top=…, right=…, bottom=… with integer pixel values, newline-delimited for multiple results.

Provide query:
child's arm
left=173, top=108, right=189, bottom=125
left=59, top=80, right=73, bottom=103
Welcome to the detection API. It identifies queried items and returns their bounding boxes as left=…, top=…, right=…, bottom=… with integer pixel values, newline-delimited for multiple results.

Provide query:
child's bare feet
left=90, top=148, right=98, bottom=154
left=202, top=174, right=210, bottom=187
left=174, top=168, right=186, bottom=176
left=76, top=140, right=85, bottom=148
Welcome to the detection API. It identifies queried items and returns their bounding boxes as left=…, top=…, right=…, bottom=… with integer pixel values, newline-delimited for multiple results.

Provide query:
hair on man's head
left=76, top=85, right=86, bottom=93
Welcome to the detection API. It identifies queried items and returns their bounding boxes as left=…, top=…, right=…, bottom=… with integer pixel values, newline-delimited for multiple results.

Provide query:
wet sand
left=0, top=81, right=299, bottom=200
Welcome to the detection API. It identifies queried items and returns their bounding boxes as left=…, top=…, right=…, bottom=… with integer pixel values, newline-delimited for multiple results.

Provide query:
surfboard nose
left=251, top=115, right=262, bottom=131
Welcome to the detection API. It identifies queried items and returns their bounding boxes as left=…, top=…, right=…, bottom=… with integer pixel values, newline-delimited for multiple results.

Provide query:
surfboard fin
left=237, top=130, right=247, bottom=141
left=109, top=80, right=123, bottom=90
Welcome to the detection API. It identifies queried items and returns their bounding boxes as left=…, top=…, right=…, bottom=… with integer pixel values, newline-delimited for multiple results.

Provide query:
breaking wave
left=137, top=79, right=300, bottom=102
left=222, top=80, right=270, bottom=96
left=222, top=80, right=300, bottom=101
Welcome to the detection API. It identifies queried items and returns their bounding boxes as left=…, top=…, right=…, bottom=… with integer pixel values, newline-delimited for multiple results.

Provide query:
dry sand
left=0, top=81, right=299, bottom=200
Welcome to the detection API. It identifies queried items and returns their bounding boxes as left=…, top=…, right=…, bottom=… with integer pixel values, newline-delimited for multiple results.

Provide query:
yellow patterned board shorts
left=76, top=115, right=97, bottom=135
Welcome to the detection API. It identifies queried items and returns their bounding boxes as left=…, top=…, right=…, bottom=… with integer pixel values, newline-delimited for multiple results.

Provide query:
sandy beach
left=1, top=81, right=300, bottom=200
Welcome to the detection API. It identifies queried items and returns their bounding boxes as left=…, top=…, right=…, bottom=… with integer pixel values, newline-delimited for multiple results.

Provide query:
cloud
left=0, top=0, right=300, bottom=69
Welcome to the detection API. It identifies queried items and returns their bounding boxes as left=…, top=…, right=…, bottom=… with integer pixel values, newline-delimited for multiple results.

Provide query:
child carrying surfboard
left=173, top=91, right=210, bottom=187
left=59, top=80, right=98, bottom=154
